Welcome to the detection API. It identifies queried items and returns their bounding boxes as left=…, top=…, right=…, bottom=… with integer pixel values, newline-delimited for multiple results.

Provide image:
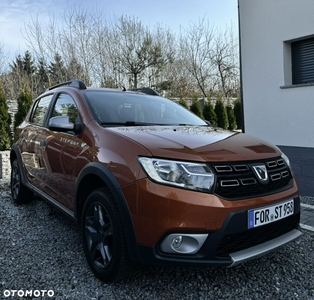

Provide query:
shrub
left=226, top=102, right=237, bottom=131
left=214, top=98, right=229, bottom=129
left=203, top=101, right=217, bottom=125
left=179, top=98, right=189, bottom=109
left=190, top=99, right=204, bottom=119
left=233, top=98, right=242, bottom=129
left=0, top=81, right=12, bottom=150
left=14, top=85, right=33, bottom=130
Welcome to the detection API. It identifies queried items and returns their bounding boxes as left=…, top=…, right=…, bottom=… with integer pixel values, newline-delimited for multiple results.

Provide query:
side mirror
left=48, top=116, right=74, bottom=132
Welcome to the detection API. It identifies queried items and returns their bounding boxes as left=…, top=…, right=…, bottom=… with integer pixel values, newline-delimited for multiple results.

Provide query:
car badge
left=252, top=164, right=269, bottom=184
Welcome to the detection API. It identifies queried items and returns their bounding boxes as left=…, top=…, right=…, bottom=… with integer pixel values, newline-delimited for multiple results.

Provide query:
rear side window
left=30, top=94, right=53, bottom=126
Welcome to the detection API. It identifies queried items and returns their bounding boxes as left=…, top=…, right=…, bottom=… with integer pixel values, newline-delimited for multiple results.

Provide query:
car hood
left=109, top=126, right=281, bottom=162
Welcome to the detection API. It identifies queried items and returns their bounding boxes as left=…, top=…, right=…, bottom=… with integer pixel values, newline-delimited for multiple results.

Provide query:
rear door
left=21, top=94, right=54, bottom=189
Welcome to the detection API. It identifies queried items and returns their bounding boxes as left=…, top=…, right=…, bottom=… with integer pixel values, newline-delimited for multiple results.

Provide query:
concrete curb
left=300, top=203, right=314, bottom=232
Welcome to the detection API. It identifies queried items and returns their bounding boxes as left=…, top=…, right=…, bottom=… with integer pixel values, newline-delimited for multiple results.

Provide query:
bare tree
left=0, top=41, right=8, bottom=74
left=180, top=18, right=216, bottom=98
left=61, top=7, right=96, bottom=84
left=20, top=7, right=240, bottom=97
left=91, top=18, right=126, bottom=88
left=110, top=16, right=175, bottom=88
left=24, top=13, right=59, bottom=64
left=212, top=25, right=239, bottom=98
left=157, top=58, right=194, bottom=98
left=145, top=25, right=176, bottom=88
left=24, top=8, right=93, bottom=84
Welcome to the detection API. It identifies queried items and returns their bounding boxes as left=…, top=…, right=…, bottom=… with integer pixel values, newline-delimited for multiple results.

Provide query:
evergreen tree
left=14, top=85, right=33, bottom=130
left=23, top=51, right=36, bottom=76
left=234, top=98, right=242, bottom=129
left=9, top=52, right=37, bottom=97
left=203, top=100, right=217, bottom=125
left=226, top=102, right=237, bottom=130
left=36, top=57, right=50, bottom=94
left=9, top=54, right=24, bottom=74
left=9, top=54, right=25, bottom=92
left=0, top=81, right=12, bottom=150
left=214, top=98, right=229, bottom=129
left=156, top=80, right=173, bottom=93
left=49, top=53, right=67, bottom=86
left=190, top=99, right=204, bottom=119
left=10, top=51, right=36, bottom=78
left=102, top=76, right=118, bottom=88
left=67, top=57, right=84, bottom=80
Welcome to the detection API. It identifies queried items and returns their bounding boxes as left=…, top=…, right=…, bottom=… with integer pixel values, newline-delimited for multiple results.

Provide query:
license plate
left=248, top=199, right=294, bottom=229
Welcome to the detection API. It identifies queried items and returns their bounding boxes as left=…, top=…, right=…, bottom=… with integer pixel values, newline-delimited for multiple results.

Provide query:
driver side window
left=52, top=93, right=80, bottom=125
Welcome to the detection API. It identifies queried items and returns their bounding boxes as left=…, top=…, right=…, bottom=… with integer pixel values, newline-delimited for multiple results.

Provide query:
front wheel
left=10, top=159, right=33, bottom=204
left=81, top=188, right=133, bottom=282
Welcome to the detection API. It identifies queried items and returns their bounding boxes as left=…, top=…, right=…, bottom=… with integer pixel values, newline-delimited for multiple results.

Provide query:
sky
left=0, top=0, right=239, bottom=60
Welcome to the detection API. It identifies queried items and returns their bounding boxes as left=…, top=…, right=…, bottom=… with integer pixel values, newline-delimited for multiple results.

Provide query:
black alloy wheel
left=85, top=200, right=113, bottom=269
left=81, top=188, right=132, bottom=282
left=10, top=159, right=33, bottom=204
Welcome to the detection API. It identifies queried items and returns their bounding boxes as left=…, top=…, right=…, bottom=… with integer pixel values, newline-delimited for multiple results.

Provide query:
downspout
left=238, top=0, right=245, bottom=133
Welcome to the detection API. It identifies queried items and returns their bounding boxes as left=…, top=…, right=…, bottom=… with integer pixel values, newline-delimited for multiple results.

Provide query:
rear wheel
left=10, top=159, right=33, bottom=204
left=81, top=188, right=133, bottom=282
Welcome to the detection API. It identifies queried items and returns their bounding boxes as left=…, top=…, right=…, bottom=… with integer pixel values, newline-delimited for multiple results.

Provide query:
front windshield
left=83, top=91, right=207, bottom=126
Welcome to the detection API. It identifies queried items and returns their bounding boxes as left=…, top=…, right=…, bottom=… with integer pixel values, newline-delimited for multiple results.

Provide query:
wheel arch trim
left=10, top=144, right=31, bottom=189
left=75, top=162, right=141, bottom=262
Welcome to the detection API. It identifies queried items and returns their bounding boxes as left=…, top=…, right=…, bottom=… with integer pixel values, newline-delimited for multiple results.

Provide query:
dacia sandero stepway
left=10, top=80, right=302, bottom=282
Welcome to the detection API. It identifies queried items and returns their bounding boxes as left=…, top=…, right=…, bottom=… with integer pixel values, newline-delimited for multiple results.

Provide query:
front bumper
left=229, top=229, right=302, bottom=266
left=137, top=196, right=301, bottom=267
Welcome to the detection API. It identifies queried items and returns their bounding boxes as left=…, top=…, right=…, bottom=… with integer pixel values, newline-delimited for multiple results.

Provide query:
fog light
left=160, top=233, right=208, bottom=254
left=171, top=235, right=183, bottom=250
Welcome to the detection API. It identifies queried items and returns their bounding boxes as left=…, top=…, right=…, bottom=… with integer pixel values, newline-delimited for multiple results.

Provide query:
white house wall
left=239, top=0, right=314, bottom=147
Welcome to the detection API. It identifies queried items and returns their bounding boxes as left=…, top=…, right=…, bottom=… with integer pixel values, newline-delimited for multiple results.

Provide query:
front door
left=40, top=93, right=83, bottom=210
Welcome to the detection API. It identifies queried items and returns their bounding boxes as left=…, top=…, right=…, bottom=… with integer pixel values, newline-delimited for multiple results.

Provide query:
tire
left=81, top=188, right=133, bottom=282
left=10, top=159, right=34, bottom=204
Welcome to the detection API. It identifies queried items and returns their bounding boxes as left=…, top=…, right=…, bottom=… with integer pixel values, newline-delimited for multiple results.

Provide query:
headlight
left=281, top=152, right=291, bottom=169
left=138, top=157, right=215, bottom=192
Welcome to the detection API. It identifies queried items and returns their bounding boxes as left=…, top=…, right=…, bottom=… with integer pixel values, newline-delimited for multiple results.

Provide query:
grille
left=215, top=213, right=300, bottom=258
left=211, top=157, right=293, bottom=200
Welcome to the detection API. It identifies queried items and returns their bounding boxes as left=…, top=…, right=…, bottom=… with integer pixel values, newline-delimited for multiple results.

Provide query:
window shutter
left=292, top=37, right=314, bottom=84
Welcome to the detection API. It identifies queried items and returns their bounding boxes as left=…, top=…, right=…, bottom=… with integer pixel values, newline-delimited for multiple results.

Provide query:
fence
left=1, top=100, right=16, bottom=179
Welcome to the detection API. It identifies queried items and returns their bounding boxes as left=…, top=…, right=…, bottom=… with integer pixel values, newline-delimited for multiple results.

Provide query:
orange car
left=10, top=80, right=302, bottom=282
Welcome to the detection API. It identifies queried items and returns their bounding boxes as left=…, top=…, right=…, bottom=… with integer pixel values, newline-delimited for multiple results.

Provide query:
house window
left=291, top=37, right=314, bottom=85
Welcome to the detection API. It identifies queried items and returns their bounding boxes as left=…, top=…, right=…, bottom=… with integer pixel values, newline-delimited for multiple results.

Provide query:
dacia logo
left=252, top=164, right=269, bottom=184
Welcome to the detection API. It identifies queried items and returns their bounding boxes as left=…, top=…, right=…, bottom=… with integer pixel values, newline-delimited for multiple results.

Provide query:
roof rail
left=128, top=87, right=159, bottom=96
left=48, top=80, right=87, bottom=91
